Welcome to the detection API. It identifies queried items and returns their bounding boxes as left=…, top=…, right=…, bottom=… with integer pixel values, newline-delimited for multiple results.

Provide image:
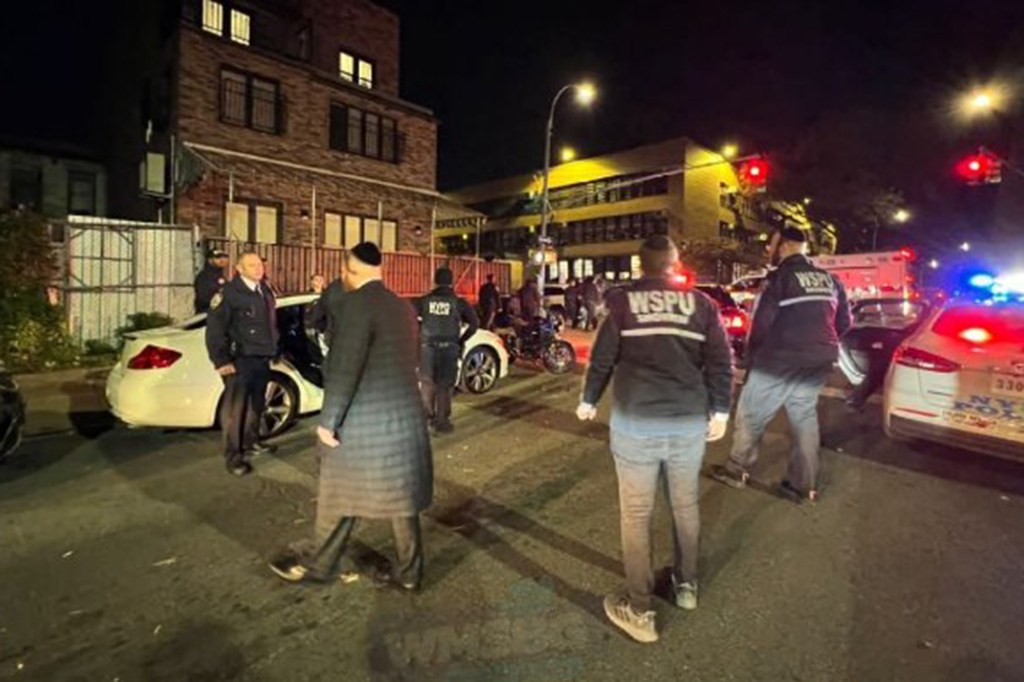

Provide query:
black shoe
left=246, top=443, right=278, bottom=458
left=778, top=479, right=819, bottom=505
left=371, top=569, right=420, bottom=593
left=433, top=422, right=454, bottom=435
left=227, top=460, right=253, bottom=477
left=709, top=464, right=749, bottom=489
left=844, top=398, right=865, bottom=413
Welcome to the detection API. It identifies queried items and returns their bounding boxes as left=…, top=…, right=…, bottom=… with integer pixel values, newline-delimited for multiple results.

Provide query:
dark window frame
left=10, top=166, right=43, bottom=212
left=219, top=65, right=283, bottom=135
left=67, top=170, right=98, bottom=215
left=327, top=102, right=399, bottom=163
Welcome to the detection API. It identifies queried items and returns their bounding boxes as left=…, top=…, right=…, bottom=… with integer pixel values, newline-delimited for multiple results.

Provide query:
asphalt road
left=3, top=367, right=1024, bottom=682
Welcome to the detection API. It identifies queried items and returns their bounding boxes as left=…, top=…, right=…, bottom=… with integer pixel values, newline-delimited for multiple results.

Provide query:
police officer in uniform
left=577, top=235, right=733, bottom=644
left=194, top=248, right=230, bottom=314
left=415, top=267, right=479, bottom=434
left=711, top=226, right=851, bottom=503
left=206, top=252, right=280, bottom=476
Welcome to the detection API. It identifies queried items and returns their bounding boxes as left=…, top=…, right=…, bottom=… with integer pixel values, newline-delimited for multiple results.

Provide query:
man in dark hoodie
left=415, top=267, right=479, bottom=433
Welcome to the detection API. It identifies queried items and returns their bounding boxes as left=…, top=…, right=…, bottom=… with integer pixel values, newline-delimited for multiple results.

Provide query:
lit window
left=230, top=9, right=250, bottom=45
left=202, top=0, right=223, bottom=35
left=358, top=60, right=374, bottom=89
left=339, top=52, right=355, bottom=82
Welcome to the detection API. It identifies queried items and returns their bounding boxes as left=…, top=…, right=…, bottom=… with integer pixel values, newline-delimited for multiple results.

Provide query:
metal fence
left=52, top=219, right=198, bottom=346
left=205, top=238, right=513, bottom=302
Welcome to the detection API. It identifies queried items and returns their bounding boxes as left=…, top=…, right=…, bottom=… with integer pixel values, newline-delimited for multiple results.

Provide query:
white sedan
left=883, top=299, right=1024, bottom=459
left=106, top=294, right=510, bottom=437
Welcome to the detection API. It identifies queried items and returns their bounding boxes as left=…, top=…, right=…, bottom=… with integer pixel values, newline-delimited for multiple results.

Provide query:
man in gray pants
left=711, top=226, right=850, bottom=503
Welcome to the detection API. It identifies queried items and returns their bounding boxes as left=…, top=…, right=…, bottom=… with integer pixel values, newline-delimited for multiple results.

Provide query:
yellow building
left=438, top=137, right=789, bottom=284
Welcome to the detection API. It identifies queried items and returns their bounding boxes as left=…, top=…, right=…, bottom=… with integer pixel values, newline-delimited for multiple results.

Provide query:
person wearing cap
left=205, top=251, right=280, bottom=476
left=194, top=248, right=230, bottom=313
left=711, top=226, right=851, bottom=503
left=415, top=267, right=479, bottom=434
left=269, top=242, right=433, bottom=591
left=577, top=235, right=733, bottom=644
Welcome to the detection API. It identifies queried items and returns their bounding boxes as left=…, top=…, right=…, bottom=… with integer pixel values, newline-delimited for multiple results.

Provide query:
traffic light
left=955, top=150, right=1001, bottom=185
left=738, top=158, right=770, bottom=192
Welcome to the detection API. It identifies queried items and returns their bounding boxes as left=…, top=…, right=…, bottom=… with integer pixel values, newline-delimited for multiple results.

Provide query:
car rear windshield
left=697, top=286, right=737, bottom=308
left=932, top=305, right=1024, bottom=341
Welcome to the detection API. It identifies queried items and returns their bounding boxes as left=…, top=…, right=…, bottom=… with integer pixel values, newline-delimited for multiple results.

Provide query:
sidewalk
left=14, top=367, right=112, bottom=437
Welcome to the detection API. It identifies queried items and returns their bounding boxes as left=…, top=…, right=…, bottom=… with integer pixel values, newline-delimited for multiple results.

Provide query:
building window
left=68, top=171, right=97, bottom=215
left=225, top=200, right=281, bottom=243
left=220, top=68, right=281, bottom=134
left=202, top=0, right=223, bottom=35
left=324, top=212, right=397, bottom=252
left=229, top=9, right=250, bottom=45
left=328, top=104, right=398, bottom=162
left=338, top=50, right=374, bottom=89
left=10, top=167, right=42, bottom=211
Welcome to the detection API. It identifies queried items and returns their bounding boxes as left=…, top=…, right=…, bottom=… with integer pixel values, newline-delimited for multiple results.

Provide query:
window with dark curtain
left=68, top=171, right=97, bottom=215
left=328, top=105, right=347, bottom=151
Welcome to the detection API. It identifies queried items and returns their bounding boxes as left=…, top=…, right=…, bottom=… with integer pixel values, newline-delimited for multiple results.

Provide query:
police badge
left=210, top=292, right=223, bottom=309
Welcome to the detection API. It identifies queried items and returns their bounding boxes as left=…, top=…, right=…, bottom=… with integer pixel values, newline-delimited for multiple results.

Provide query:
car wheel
left=461, top=347, right=500, bottom=395
left=261, top=372, right=299, bottom=439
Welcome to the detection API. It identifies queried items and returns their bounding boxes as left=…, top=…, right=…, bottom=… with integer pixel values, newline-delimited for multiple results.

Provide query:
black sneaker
left=433, top=422, right=455, bottom=435
left=778, top=479, right=819, bottom=505
left=709, top=464, right=749, bottom=489
left=227, top=460, right=253, bottom=477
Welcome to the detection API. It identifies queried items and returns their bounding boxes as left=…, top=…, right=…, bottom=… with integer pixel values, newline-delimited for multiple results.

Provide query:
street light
left=560, top=146, right=578, bottom=163
left=721, top=143, right=739, bottom=160
left=893, top=209, right=911, bottom=223
left=538, top=80, right=597, bottom=292
left=928, top=258, right=940, bottom=269
left=960, top=241, right=971, bottom=252
left=803, top=197, right=812, bottom=205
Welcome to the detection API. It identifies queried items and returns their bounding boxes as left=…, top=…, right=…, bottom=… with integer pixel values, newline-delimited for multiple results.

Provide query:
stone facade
left=174, top=0, right=438, bottom=252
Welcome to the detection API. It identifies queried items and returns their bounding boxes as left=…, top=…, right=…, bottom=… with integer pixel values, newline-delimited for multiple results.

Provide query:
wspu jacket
left=415, top=286, right=479, bottom=345
left=746, top=253, right=852, bottom=370
left=205, top=277, right=279, bottom=368
left=583, top=277, right=734, bottom=419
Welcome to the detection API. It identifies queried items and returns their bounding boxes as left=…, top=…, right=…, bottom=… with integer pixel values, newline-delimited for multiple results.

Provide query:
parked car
left=837, top=298, right=931, bottom=388
left=727, top=272, right=767, bottom=311
left=543, top=285, right=568, bottom=325
left=695, top=284, right=749, bottom=359
left=882, top=298, right=1024, bottom=459
left=106, top=294, right=510, bottom=438
left=0, top=366, right=26, bottom=463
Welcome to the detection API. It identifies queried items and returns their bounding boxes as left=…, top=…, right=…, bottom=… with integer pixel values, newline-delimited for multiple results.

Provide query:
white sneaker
left=603, top=594, right=658, bottom=643
left=672, top=578, right=698, bottom=611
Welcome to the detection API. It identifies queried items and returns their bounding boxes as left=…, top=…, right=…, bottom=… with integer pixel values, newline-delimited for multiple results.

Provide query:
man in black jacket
left=415, top=267, right=479, bottom=434
left=478, top=274, right=500, bottom=330
left=711, top=227, right=851, bottom=503
left=577, top=235, right=733, bottom=644
left=193, top=248, right=229, bottom=314
left=205, top=252, right=280, bottom=476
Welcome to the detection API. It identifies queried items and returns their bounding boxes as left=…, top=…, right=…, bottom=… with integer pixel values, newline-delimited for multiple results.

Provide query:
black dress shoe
left=433, top=422, right=454, bottom=435
left=778, top=479, right=819, bottom=505
left=227, top=461, right=253, bottom=477
left=246, top=443, right=278, bottom=458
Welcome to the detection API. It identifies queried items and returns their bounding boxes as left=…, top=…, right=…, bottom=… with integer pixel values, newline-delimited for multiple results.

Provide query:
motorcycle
left=0, top=366, right=26, bottom=463
left=497, top=316, right=576, bottom=374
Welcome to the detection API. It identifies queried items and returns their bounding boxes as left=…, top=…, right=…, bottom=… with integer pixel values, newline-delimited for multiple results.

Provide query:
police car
left=106, top=294, right=509, bottom=437
left=883, top=274, right=1024, bottom=459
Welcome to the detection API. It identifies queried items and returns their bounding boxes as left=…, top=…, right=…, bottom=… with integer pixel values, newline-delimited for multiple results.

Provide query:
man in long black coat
left=270, top=243, right=432, bottom=591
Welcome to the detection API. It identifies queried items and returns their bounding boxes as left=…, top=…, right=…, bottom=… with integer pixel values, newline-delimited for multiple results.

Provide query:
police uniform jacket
left=415, top=286, right=479, bottom=345
left=746, top=253, right=852, bottom=371
left=205, top=276, right=279, bottom=368
left=194, top=263, right=226, bottom=313
left=582, top=277, right=734, bottom=419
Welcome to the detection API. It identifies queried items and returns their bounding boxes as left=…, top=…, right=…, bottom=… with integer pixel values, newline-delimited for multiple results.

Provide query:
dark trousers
left=848, top=346, right=897, bottom=409
left=420, top=342, right=460, bottom=428
left=306, top=515, right=424, bottom=588
left=219, top=355, right=271, bottom=465
left=482, top=304, right=498, bottom=331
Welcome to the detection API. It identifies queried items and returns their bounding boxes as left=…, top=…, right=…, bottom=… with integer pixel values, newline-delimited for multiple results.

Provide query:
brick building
left=137, top=0, right=469, bottom=255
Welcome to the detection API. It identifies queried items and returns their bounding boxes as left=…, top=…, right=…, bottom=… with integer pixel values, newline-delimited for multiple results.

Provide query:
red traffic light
left=955, top=150, right=1001, bottom=185
left=738, top=158, right=770, bottom=190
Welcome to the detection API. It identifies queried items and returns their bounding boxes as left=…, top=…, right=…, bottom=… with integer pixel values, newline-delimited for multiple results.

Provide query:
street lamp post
left=538, top=81, right=595, bottom=295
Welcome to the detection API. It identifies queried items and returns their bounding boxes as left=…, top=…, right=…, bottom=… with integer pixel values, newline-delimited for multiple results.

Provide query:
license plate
left=992, top=374, right=1024, bottom=398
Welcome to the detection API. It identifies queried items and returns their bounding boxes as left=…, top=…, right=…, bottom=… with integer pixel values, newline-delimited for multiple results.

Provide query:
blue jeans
left=728, top=365, right=831, bottom=492
left=610, top=418, right=707, bottom=612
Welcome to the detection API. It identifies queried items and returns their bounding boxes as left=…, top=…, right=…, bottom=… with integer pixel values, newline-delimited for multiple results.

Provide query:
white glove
left=576, top=402, right=598, bottom=421
left=706, top=413, right=729, bottom=442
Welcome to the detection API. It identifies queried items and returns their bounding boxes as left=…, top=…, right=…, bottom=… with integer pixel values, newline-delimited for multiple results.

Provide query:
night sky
left=3, top=0, right=1023, bottom=219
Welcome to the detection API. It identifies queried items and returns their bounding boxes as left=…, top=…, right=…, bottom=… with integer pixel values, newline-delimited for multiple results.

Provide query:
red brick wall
left=176, top=155, right=435, bottom=254
left=302, top=0, right=400, bottom=97
left=176, top=27, right=436, bottom=190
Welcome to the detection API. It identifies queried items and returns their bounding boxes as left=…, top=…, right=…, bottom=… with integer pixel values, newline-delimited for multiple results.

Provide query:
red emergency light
left=738, top=158, right=770, bottom=191
left=955, top=150, right=1001, bottom=185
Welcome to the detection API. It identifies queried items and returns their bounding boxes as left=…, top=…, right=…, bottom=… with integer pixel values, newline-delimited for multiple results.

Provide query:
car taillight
left=958, top=327, right=993, bottom=344
left=127, top=345, right=182, bottom=370
left=893, top=346, right=959, bottom=373
left=724, top=311, right=747, bottom=333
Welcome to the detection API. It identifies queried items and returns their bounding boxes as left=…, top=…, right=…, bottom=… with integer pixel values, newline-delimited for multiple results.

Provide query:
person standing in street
left=193, top=248, right=230, bottom=314
left=205, top=252, right=280, bottom=477
left=520, top=278, right=542, bottom=321
left=478, top=274, right=500, bottom=330
left=581, top=276, right=600, bottom=330
left=416, top=267, right=479, bottom=434
left=710, top=226, right=851, bottom=503
left=577, top=235, right=733, bottom=644
left=269, top=242, right=433, bottom=592
left=565, top=277, right=581, bottom=329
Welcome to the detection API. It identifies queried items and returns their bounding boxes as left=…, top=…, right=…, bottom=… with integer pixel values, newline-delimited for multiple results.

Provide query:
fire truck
left=810, top=249, right=917, bottom=301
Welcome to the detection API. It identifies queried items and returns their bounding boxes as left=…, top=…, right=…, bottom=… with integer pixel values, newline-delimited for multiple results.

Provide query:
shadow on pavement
left=142, top=619, right=266, bottom=682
